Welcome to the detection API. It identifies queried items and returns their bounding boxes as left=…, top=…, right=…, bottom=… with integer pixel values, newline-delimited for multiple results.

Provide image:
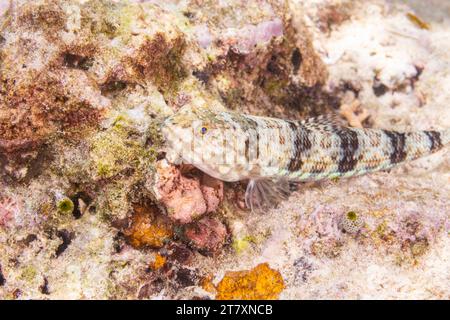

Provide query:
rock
left=153, top=160, right=207, bottom=224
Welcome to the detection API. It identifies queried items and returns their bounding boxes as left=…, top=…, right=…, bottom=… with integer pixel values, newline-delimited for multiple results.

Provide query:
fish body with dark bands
left=161, top=106, right=449, bottom=209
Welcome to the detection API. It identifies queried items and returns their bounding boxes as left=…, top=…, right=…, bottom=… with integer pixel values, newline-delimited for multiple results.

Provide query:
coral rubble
left=0, top=0, right=448, bottom=300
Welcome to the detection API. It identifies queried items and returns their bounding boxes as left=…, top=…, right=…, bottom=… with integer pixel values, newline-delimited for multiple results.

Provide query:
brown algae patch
left=125, top=205, right=173, bottom=249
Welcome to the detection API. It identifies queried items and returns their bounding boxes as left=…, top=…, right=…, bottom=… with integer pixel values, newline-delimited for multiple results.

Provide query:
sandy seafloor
left=0, top=0, right=448, bottom=300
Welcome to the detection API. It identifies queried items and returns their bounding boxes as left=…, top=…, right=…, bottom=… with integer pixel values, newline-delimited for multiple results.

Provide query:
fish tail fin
left=388, top=129, right=448, bottom=164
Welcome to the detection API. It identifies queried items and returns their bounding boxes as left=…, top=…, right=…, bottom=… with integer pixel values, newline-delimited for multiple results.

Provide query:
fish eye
left=200, top=126, right=208, bottom=135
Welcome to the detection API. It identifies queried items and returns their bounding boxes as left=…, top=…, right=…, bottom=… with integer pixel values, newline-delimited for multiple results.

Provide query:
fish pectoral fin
left=245, top=178, right=291, bottom=212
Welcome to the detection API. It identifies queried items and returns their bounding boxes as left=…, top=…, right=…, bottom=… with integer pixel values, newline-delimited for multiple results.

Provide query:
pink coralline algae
left=200, top=174, right=224, bottom=213
left=154, top=160, right=224, bottom=224
left=252, top=19, right=284, bottom=44
left=0, top=196, right=20, bottom=228
left=184, top=216, right=228, bottom=253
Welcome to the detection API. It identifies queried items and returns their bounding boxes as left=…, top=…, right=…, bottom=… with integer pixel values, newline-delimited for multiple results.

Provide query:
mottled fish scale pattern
left=162, top=107, right=449, bottom=185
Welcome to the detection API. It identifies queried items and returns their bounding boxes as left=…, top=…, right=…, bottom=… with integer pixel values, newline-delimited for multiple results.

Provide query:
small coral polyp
left=56, top=197, right=74, bottom=215
left=0, top=196, right=20, bottom=228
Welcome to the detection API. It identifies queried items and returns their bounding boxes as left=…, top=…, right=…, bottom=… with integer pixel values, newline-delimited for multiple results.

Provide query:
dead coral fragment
left=406, top=13, right=430, bottom=30
left=216, top=263, right=285, bottom=300
left=17, top=1, right=66, bottom=32
left=339, top=100, right=369, bottom=128
left=0, top=71, right=106, bottom=153
left=125, top=205, right=173, bottom=249
left=89, top=117, right=155, bottom=179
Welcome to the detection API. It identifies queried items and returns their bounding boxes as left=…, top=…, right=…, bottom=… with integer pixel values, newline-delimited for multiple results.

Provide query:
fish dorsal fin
left=300, top=113, right=345, bottom=131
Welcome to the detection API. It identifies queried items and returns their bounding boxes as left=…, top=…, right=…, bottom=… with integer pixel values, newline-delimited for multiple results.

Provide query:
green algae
left=20, top=265, right=37, bottom=282
left=90, top=115, right=156, bottom=180
left=96, top=182, right=131, bottom=221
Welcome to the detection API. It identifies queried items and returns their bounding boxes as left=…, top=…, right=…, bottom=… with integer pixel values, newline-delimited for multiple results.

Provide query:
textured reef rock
left=0, top=0, right=449, bottom=299
left=215, top=263, right=285, bottom=300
